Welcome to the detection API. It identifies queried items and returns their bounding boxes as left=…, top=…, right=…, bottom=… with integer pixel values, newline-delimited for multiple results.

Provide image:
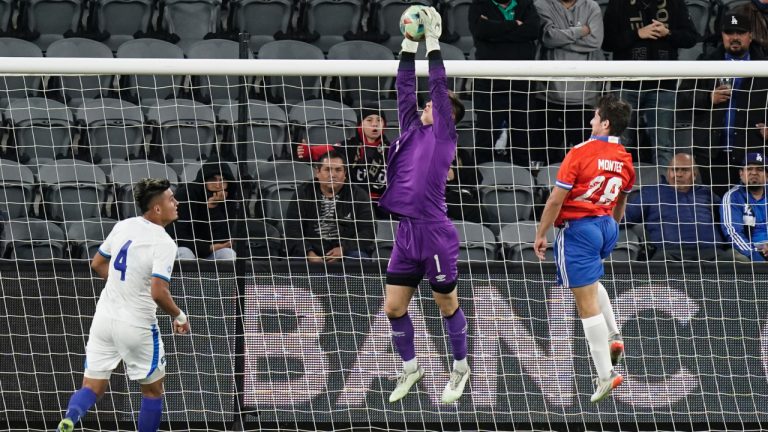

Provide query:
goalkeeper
left=378, top=7, right=469, bottom=404
left=58, top=179, right=191, bottom=432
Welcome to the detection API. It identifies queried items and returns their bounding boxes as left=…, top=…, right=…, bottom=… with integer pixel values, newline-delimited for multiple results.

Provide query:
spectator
left=446, top=148, right=485, bottom=223
left=535, top=0, right=605, bottom=163
left=602, top=0, right=699, bottom=168
left=285, top=149, right=375, bottom=261
left=469, top=0, right=541, bottom=165
left=732, top=0, right=768, bottom=48
left=625, top=152, right=724, bottom=261
left=721, top=152, right=768, bottom=262
left=679, top=13, right=768, bottom=196
left=167, top=156, right=242, bottom=260
left=297, top=104, right=388, bottom=210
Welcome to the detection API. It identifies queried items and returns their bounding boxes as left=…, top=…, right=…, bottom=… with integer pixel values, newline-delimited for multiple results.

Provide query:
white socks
left=453, top=358, right=469, bottom=373
left=582, top=314, right=612, bottom=380
left=403, top=358, right=418, bottom=374
left=597, top=282, right=619, bottom=336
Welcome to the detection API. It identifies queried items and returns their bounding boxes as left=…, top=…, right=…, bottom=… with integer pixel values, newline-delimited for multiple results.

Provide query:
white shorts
left=84, top=312, right=166, bottom=384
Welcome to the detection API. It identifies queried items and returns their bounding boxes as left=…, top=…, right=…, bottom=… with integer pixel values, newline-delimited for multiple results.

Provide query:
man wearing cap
left=680, top=12, right=768, bottom=197
left=721, top=152, right=768, bottom=262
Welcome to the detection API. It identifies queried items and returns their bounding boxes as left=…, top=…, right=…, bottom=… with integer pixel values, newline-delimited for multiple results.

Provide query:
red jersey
left=554, top=136, right=635, bottom=226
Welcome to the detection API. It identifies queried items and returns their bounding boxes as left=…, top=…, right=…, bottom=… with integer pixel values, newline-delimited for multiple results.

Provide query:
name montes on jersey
left=598, top=159, right=624, bottom=173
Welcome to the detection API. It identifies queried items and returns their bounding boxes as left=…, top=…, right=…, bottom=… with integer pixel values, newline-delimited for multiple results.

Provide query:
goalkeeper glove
left=401, top=37, right=419, bottom=54
left=420, top=6, right=442, bottom=54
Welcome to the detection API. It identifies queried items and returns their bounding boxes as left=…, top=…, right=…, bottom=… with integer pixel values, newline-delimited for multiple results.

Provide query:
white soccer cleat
left=57, top=418, right=74, bottom=432
left=389, top=366, right=424, bottom=403
left=590, top=370, right=624, bottom=403
left=441, top=367, right=470, bottom=404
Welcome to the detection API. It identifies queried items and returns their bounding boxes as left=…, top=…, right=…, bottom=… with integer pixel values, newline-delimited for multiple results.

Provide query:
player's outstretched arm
left=422, top=8, right=458, bottom=145
left=397, top=27, right=421, bottom=132
left=151, top=277, right=190, bottom=334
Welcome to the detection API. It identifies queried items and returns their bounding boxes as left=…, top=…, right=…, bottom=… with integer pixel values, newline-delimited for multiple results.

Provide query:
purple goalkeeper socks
left=389, top=313, right=416, bottom=361
left=138, top=396, right=163, bottom=432
left=444, top=307, right=468, bottom=361
left=64, top=387, right=98, bottom=424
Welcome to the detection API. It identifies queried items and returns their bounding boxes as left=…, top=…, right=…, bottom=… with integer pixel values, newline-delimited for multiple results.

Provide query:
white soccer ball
left=400, top=5, right=426, bottom=42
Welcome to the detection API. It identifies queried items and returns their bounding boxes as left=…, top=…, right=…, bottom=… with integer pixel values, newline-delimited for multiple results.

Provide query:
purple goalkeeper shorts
left=385, top=217, right=459, bottom=293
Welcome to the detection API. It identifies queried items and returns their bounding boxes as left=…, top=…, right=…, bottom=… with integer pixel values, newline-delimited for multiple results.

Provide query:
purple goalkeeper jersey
left=378, top=58, right=457, bottom=221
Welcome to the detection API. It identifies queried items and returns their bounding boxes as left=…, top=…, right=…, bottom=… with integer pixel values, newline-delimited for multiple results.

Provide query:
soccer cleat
left=609, top=334, right=625, bottom=366
left=57, top=418, right=74, bottom=432
left=590, top=370, right=624, bottom=403
left=389, top=366, right=424, bottom=403
left=441, top=367, right=470, bottom=404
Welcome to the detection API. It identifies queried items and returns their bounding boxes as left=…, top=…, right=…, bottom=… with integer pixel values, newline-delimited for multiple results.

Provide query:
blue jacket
left=720, top=185, right=768, bottom=261
left=625, top=183, right=722, bottom=250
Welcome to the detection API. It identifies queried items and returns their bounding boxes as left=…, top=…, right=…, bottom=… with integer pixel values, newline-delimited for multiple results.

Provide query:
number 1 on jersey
left=113, top=240, right=132, bottom=281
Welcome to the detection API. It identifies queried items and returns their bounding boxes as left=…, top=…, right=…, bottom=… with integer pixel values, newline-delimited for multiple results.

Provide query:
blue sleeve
left=720, top=189, right=764, bottom=261
left=396, top=53, right=422, bottom=132
left=428, top=51, right=458, bottom=145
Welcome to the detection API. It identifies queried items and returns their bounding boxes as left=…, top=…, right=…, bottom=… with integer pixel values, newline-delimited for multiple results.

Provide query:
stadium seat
left=453, top=220, right=498, bottom=262
left=288, top=99, right=357, bottom=146
left=1, top=218, right=67, bottom=259
left=160, top=0, right=222, bottom=51
left=65, top=217, right=117, bottom=259
left=440, top=0, right=473, bottom=55
left=45, top=38, right=114, bottom=104
left=678, top=0, right=710, bottom=60
left=74, top=98, right=145, bottom=164
left=0, top=38, right=44, bottom=104
left=305, top=0, right=363, bottom=53
left=477, top=162, right=536, bottom=231
left=92, top=0, right=155, bottom=51
left=413, top=42, right=466, bottom=94
left=217, top=101, right=289, bottom=162
left=327, top=40, right=395, bottom=106
left=373, top=218, right=398, bottom=259
left=377, top=98, right=400, bottom=142
left=609, top=228, right=642, bottom=262
left=185, top=39, right=254, bottom=106
left=110, top=160, right=179, bottom=218
left=633, top=162, right=665, bottom=190
left=535, top=163, right=561, bottom=189
left=244, top=218, right=285, bottom=259
left=145, top=99, right=217, bottom=163
left=498, top=221, right=555, bottom=262
left=0, top=0, right=14, bottom=33
left=116, top=38, right=185, bottom=105
left=4, top=97, right=74, bottom=161
left=257, top=40, right=325, bottom=105
left=0, top=159, right=35, bottom=219
left=228, top=0, right=293, bottom=53
left=22, top=0, right=84, bottom=51
left=256, top=161, right=314, bottom=227
left=370, top=0, right=431, bottom=53
left=38, top=159, right=108, bottom=221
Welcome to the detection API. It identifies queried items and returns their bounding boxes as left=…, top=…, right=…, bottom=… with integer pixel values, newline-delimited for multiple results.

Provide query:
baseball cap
left=722, top=13, right=751, bottom=33
left=744, top=152, right=765, bottom=166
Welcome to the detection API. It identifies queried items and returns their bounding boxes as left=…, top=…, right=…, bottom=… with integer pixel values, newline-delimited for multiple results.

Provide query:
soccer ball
left=400, top=5, right=426, bottom=41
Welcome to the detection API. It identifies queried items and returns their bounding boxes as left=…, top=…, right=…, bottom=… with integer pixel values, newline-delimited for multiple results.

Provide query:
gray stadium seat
left=74, top=98, right=145, bottom=163
left=65, top=217, right=118, bottom=259
left=217, top=101, right=289, bottom=162
left=116, top=38, right=185, bottom=104
left=498, top=221, right=555, bottom=262
left=145, top=99, right=217, bottom=162
left=453, top=220, right=497, bottom=262
left=633, top=163, right=665, bottom=190
left=608, top=228, right=642, bottom=262
left=441, top=0, right=473, bottom=55
left=244, top=218, right=284, bottom=259
left=327, top=40, right=395, bottom=106
left=257, top=161, right=314, bottom=226
left=0, top=0, right=14, bottom=33
left=38, top=160, right=108, bottom=221
left=0, top=38, right=44, bottom=104
left=258, top=40, right=325, bottom=104
left=0, top=159, right=35, bottom=218
left=161, top=0, right=223, bottom=51
left=93, top=0, right=155, bottom=51
left=288, top=99, right=357, bottom=146
left=23, top=0, right=83, bottom=51
left=111, top=160, right=179, bottom=218
left=46, top=38, right=114, bottom=103
left=4, top=97, right=74, bottom=161
left=678, top=0, right=709, bottom=60
left=373, top=219, right=398, bottom=259
left=477, top=162, right=536, bottom=231
left=306, top=0, right=363, bottom=53
left=1, top=218, right=67, bottom=259
left=371, top=0, right=431, bottom=53
left=185, top=39, right=254, bottom=106
left=412, top=42, right=466, bottom=94
left=229, top=0, right=293, bottom=53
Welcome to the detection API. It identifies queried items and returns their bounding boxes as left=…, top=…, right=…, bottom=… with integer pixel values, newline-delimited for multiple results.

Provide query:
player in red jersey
left=534, top=95, right=635, bottom=403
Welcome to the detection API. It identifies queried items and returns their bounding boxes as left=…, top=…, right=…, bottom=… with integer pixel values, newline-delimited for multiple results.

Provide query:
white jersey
left=95, top=217, right=177, bottom=327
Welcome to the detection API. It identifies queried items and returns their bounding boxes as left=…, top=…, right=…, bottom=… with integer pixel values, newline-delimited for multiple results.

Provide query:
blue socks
left=138, top=396, right=163, bottom=432
left=64, top=387, right=98, bottom=424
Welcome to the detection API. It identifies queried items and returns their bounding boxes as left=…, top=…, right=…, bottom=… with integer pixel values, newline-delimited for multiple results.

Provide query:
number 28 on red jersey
left=554, top=137, right=635, bottom=225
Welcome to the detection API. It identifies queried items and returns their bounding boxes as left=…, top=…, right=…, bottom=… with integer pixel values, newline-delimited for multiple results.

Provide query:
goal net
left=1, top=57, right=767, bottom=432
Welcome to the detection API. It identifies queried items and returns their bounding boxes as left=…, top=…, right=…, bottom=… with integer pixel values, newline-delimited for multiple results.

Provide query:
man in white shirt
left=58, top=178, right=190, bottom=432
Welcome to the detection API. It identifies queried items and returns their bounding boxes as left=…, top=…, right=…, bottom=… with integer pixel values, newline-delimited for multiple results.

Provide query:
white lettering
left=598, top=159, right=623, bottom=173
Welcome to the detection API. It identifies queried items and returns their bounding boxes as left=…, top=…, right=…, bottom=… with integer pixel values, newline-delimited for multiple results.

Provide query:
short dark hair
left=595, top=95, right=632, bottom=137
left=134, top=178, right=171, bottom=213
left=315, top=149, right=346, bottom=167
left=448, top=91, right=465, bottom=124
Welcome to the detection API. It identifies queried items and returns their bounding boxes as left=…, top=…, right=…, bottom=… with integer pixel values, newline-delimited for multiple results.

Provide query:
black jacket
left=285, top=181, right=375, bottom=257
left=469, top=0, right=541, bottom=60
left=166, top=157, right=244, bottom=257
left=340, top=132, right=388, bottom=201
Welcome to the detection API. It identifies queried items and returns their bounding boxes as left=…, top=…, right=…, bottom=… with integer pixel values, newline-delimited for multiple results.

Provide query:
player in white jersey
left=58, top=178, right=191, bottom=432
